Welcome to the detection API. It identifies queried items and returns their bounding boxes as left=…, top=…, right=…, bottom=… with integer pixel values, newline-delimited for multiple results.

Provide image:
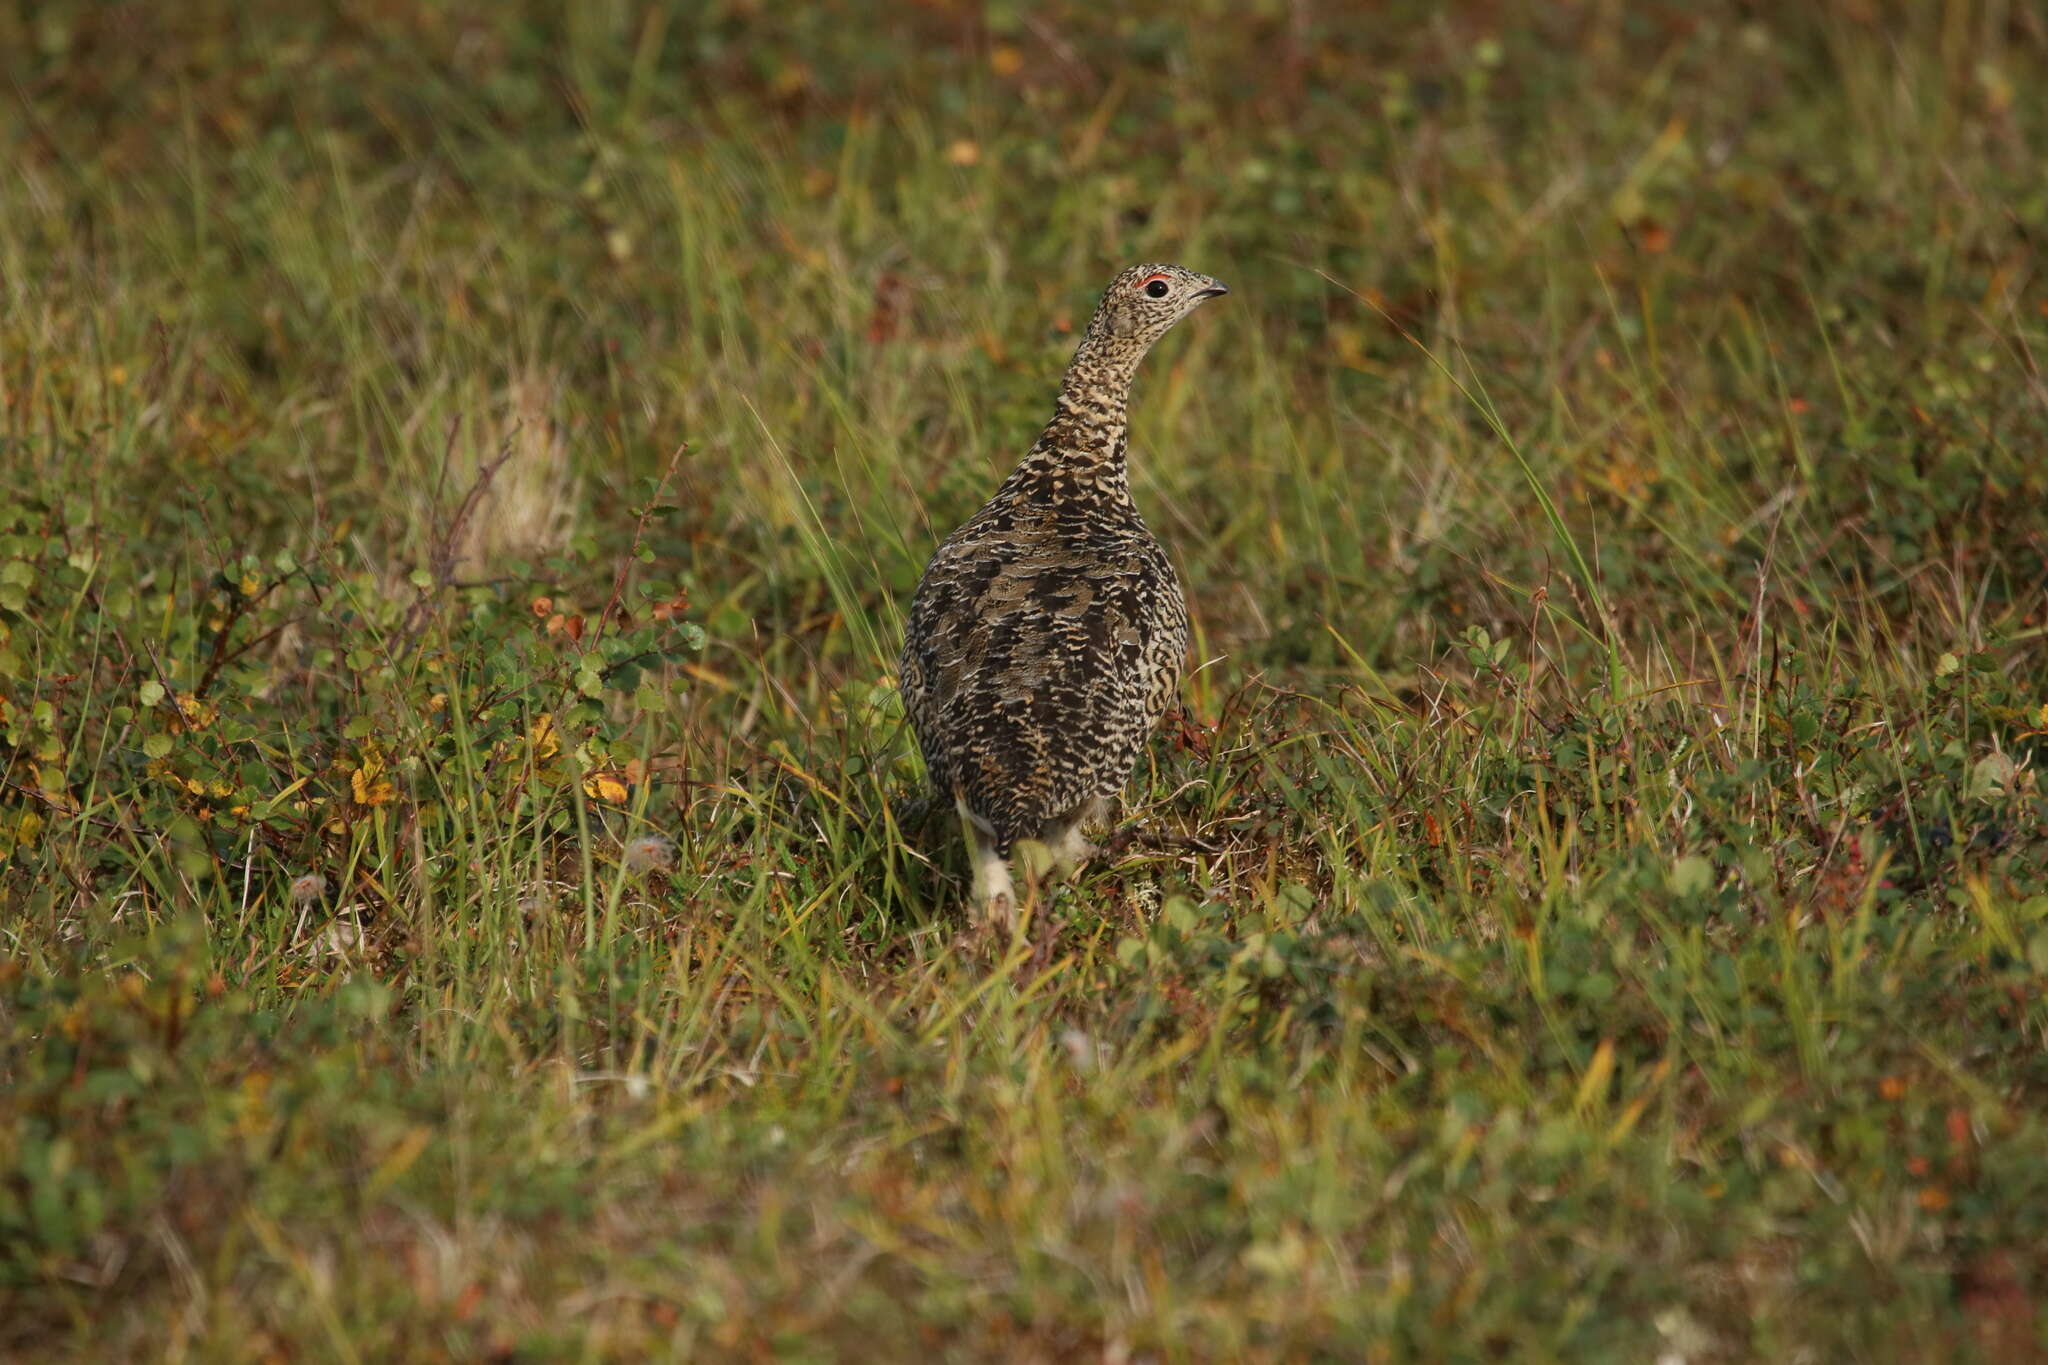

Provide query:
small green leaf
left=1272, top=882, right=1315, bottom=922
left=1969, top=753, right=2016, bottom=800
left=139, top=680, right=165, bottom=708
left=1669, top=855, right=1714, bottom=898
left=143, top=733, right=173, bottom=759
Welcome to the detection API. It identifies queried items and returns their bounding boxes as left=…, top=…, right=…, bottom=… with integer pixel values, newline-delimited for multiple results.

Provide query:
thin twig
left=399, top=421, right=520, bottom=649
left=193, top=575, right=299, bottom=700
left=0, top=775, right=127, bottom=834
left=596, top=442, right=690, bottom=645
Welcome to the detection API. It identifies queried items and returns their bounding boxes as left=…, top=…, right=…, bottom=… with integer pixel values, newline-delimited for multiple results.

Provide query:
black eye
left=1144, top=279, right=1169, bottom=298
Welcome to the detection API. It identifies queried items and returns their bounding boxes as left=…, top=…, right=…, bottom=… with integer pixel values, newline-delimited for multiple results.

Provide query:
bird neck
left=1002, top=334, right=1142, bottom=498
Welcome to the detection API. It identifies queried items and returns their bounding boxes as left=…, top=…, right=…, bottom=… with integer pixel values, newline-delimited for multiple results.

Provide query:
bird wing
left=901, top=512, right=1186, bottom=846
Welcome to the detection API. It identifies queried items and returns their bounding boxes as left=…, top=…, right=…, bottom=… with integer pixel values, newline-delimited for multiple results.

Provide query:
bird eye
left=1144, top=279, right=1170, bottom=298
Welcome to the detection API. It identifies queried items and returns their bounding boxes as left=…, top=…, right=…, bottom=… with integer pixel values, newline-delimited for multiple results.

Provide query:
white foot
left=958, top=798, right=1017, bottom=928
left=1040, top=796, right=1110, bottom=879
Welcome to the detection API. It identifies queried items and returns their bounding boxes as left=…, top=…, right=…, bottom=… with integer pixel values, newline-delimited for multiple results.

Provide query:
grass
left=4, top=2, right=2048, bottom=1359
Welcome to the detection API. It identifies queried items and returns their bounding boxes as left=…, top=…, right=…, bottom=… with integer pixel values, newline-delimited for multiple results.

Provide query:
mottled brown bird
left=899, top=263, right=1229, bottom=922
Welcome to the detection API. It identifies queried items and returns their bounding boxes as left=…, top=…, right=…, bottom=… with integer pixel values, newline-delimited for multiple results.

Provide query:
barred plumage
left=899, top=263, right=1228, bottom=921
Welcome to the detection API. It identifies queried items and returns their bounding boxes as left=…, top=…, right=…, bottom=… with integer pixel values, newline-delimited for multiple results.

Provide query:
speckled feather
left=900, top=263, right=1226, bottom=855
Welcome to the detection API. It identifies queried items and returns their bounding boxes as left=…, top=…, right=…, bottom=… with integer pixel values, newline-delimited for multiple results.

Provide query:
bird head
left=1084, top=263, right=1230, bottom=355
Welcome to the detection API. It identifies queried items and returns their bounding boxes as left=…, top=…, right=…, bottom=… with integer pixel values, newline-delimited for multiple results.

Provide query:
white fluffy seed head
left=622, top=833, right=676, bottom=874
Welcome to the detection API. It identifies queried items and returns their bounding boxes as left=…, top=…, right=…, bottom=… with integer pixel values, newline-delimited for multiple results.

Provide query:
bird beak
left=1194, top=280, right=1230, bottom=299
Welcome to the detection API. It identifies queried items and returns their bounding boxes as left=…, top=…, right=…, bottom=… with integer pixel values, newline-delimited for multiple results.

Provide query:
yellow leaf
left=583, top=771, right=629, bottom=804
left=527, top=713, right=560, bottom=759
left=351, top=766, right=395, bottom=806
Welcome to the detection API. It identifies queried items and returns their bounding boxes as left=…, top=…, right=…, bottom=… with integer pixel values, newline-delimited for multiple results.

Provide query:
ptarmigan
left=899, top=263, right=1228, bottom=923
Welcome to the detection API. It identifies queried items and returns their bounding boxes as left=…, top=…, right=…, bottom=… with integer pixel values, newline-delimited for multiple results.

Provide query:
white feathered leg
left=1040, top=796, right=1110, bottom=879
left=957, top=798, right=1015, bottom=927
